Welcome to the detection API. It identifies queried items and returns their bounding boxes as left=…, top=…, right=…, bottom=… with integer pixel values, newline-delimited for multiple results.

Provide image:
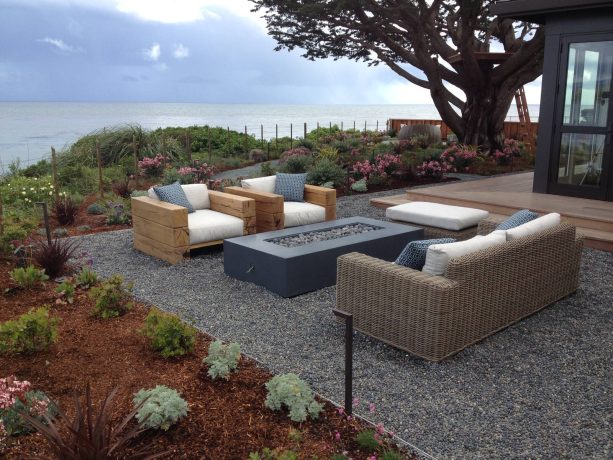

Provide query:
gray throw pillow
left=274, top=173, right=307, bottom=202
left=396, top=238, right=456, bottom=269
left=153, top=181, right=195, bottom=213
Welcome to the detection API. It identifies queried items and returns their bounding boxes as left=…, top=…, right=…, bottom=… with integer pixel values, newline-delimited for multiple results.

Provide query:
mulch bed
left=0, top=262, right=412, bottom=459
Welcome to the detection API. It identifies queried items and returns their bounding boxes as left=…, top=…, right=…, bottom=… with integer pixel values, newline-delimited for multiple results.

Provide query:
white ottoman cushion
left=386, top=201, right=489, bottom=231
left=187, top=209, right=244, bottom=245
left=506, top=213, right=561, bottom=241
left=283, top=202, right=326, bottom=228
left=241, top=175, right=276, bottom=194
left=422, top=230, right=507, bottom=276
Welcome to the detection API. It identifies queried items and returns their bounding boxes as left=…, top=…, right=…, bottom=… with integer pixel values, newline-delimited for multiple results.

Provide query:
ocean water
left=0, top=102, right=540, bottom=169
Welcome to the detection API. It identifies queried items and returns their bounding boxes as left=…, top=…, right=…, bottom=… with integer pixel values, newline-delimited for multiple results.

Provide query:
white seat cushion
left=386, top=202, right=489, bottom=231
left=283, top=202, right=326, bottom=228
left=147, top=184, right=210, bottom=210
left=422, top=230, right=507, bottom=276
left=181, top=184, right=210, bottom=210
left=506, top=213, right=561, bottom=241
left=187, top=210, right=244, bottom=245
left=241, top=175, right=276, bottom=194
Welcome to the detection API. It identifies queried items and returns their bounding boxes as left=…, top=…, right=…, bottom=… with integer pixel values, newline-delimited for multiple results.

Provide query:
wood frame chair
left=225, top=184, right=336, bottom=233
left=131, top=191, right=256, bottom=264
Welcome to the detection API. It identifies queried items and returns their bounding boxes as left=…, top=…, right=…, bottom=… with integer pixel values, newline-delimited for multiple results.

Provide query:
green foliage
left=279, top=155, right=312, bottom=174
left=0, top=209, right=41, bottom=254
left=133, top=385, right=188, bottom=431
left=260, top=161, right=277, bottom=177
left=355, top=430, right=380, bottom=452
left=350, top=178, right=368, bottom=193
left=130, top=190, right=149, bottom=198
left=140, top=309, right=196, bottom=358
left=53, top=228, right=69, bottom=237
left=55, top=280, right=76, bottom=303
left=0, top=175, right=55, bottom=209
left=89, top=274, right=133, bottom=319
left=330, top=455, right=349, bottom=460
left=0, top=307, right=58, bottom=354
left=316, top=146, right=340, bottom=163
left=21, top=159, right=52, bottom=178
left=9, top=266, right=49, bottom=289
left=203, top=340, right=241, bottom=380
left=248, top=448, right=299, bottom=460
left=381, top=450, right=404, bottom=460
left=76, top=266, right=98, bottom=288
left=105, top=201, right=131, bottom=225
left=77, top=225, right=91, bottom=232
left=306, top=159, right=346, bottom=188
left=264, top=373, right=323, bottom=422
left=162, top=168, right=183, bottom=185
left=1, top=389, right=56, bottom=437
left=296, top=138, right=315, bottom=150
left=86, top=202, right=106, bottom=215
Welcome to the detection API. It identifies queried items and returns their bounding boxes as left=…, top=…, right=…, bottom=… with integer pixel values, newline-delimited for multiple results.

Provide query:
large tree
left=250, top=0, right=544, bottom=150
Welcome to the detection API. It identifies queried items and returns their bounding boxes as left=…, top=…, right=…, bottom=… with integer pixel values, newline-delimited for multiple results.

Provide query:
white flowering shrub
left=203, top=340, right=241, bottom=380
left=133, top=385, right=188, bottom=431
left=0, top=176, right=61, bottom=208
left=264, top=374, right=323, bottom=422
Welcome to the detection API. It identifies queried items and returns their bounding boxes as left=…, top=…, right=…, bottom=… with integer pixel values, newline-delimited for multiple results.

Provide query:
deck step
left=370, top=194, right=613, bottom=252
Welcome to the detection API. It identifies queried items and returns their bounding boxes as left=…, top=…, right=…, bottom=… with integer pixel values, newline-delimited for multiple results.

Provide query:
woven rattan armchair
left=336, top=219, right=583, bottom=361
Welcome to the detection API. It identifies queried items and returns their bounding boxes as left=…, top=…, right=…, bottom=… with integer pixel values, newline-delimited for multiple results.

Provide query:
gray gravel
left=75, top=188, right=612, bottom=459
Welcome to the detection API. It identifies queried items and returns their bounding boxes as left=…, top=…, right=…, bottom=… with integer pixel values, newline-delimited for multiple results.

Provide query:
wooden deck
left=371, top=172, right=613, bottom=251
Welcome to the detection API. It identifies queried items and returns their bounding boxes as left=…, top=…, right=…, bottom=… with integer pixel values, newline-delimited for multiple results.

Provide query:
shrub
left=203, top=340, right=241, bottom=380
left=55, top=280, right=76, bottom=303
left=381, top=450, right=404, bottom=460
left=264, top=374, right=323, bottom=422
left=350, top=153, right=401, bottom=183
left=32, top=237, right=79, bottom=278
left=248, top=448, right=299, bottom=460
left=53, top=196, right=80, bottom=226
left=0, top=175, right=55, bottom=209
left=355, top=429, right=380, bottom=452
left=162, top=168, right=183, bottom=185
left=279, top=155, right=312, bottom=174
left=52, top=228, right=69, bottom=238
left=130, top=190, right=149, bottom=198
left=249, top=149, right=266, bottom=162
left=21, top=384, right=159, bottom=459
left=9, top=266, right=49, bottom=289
left=0, top=307, right=58, bottom=354
left=440, top=143, right=480, bottom=171
left=86, top=202, right=105, bottom=215
left=76, top=266, right=98, bottom=288
left=140, top=309, right=196, bottom=358
left=350, top=178, right=368, bottom=193
left=111, top=179, right=132, bottom=198
left=307, top=159, right=346, bottom=188
left=138, top=154, right=167, bottom=177
left=416, top=159, right=454, bottom=181
left=296, top=138, right=315, bottom=150
left=0, top=376, right=56, bottom=437
left=105, top=201, right=131, bottom=225
left=89, top=275, right=133, bottom=319
left=77, top=225, right=91, bottom=232
left=279, top=147, right=311, bottom=164
left=316, top=146, right=340, bottom=164
left=260, top=161, right=277, bottom=177
left=133, top=385, right=188, bottom=431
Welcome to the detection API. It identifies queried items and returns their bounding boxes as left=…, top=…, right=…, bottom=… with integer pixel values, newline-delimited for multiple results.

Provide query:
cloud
left=38, top=37, right=81, bottom=53
left=143, top=42, right=161, bottom=61
left=116, top=0, right=221, bottom=24
left=173, top=43, right=190, bottom=60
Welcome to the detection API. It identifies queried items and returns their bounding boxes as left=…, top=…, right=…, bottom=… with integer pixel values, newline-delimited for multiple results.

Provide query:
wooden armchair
left=225, top=184, right=336, bottom=233
left=131, top=190, right=255, bottom=264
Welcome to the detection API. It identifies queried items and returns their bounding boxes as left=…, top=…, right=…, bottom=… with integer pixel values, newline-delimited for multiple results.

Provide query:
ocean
left=0, top=102, right=540, bottom=171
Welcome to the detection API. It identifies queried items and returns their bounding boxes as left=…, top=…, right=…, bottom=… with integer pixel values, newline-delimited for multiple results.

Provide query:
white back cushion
left=385, top=201, right=489, bottom=231
left=181, top=184, right=210, bottom=210
left=241, top=175, right=276, bottom=193
left=422, top=230, right=507, bottom=276
left=147, top=184, right=210, bottom=210
left=506, top=213, right=560, bottom=241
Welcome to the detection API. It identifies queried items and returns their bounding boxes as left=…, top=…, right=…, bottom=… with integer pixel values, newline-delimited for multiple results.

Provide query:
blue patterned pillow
left=496, top=209, right=539, bottom=230
left=274, top=173, right=307, bottom=202
left=153, top=181, right=194, bottom=213
left=396, top=238, right=456, bottom=269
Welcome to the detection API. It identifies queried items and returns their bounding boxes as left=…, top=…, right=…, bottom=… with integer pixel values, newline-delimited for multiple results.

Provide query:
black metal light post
left=333, top=309, right=353, bottom=415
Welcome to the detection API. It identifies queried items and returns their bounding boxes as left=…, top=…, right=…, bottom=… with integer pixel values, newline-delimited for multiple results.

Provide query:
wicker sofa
left=336, top=218, right=583, bottom=361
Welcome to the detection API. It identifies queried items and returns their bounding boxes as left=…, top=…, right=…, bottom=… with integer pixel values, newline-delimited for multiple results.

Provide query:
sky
left=0, top=0, right=543, bottom=105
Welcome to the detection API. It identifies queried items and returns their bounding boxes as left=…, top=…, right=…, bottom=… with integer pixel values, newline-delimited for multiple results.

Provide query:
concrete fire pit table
left=223, top=216, right=422, bottom=297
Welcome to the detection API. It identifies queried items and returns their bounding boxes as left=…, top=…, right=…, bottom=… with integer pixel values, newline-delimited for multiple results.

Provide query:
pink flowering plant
left=176, top=161, right=217, bottom=184
left=492, top=138, right=522, bottom=166
left=0, top=375, right=55, bottom=438
left=416, top=159, right=454, bottom=181
left=137, top=154, right=167, bottom=177
left=350, top=153, right=401, bottom=184
left=440, top=143, right=481, bottom=171
left=279, top=147, right=312, bottom=164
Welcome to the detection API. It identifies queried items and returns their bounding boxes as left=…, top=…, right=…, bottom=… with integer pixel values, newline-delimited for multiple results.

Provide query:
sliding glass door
left=550, top=37, right=613, bottom=200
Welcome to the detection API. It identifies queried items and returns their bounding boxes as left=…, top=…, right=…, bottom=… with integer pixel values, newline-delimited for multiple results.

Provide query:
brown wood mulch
left=0, top=263, right=412, bottom=459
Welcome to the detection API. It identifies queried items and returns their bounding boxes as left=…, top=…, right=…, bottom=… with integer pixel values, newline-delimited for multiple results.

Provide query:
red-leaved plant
left=32, top=237, right=79, bottom=278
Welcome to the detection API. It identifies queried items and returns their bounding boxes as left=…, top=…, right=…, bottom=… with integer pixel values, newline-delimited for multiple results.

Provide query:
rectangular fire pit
left=223, top=217, right=422, bottom=297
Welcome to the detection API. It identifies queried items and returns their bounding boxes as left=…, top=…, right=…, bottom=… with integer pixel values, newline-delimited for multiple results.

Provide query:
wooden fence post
left=290, top=123, right=293, bottom=149
left=364, top=120, right=367, bottom=133
left=260, top=124, right=264, bottom=148
left=376, top=120, right=379, bottom=131
left=185, top=132, right=192, bottom=163
left=303, top=122, right=307, bottom=139
left=244, top=125, right=248, bottom=154
left=0, top=191, right=4, bottom=238
left=51, top=147, right=59, bottom=202
left=341, top=121, right=343, bottom=132
left=226, top=127, right=231, bottom=157
left=316, top=122, right=320, bottom=144
left=132, top=135, right=139, bottom=186
left=275, top=124, right=278, bottom=157
left=96, top=140, right=104, bottom=198
left=161, top=134, right=166, bottom=157
left=208, top=126, right=212, bottom=163
left=353, top=121, right=356, bottom=131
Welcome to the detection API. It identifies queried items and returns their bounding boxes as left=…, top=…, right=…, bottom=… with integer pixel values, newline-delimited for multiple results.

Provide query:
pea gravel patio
left=78, top=189, right=612, bottom=459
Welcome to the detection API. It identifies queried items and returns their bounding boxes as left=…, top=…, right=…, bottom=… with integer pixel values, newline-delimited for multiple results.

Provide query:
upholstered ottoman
left=385, top=201, right=489, bottom=240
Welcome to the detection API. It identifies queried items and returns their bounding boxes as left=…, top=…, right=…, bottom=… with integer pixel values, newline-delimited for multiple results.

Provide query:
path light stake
left=332, top=309, right=353, bottom=416
left=37, top=202, right=52, bottom=245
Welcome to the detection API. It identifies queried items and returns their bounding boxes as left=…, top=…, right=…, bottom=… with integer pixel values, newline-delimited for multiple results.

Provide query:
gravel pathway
left=76, top=189, right=612, bottom=459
